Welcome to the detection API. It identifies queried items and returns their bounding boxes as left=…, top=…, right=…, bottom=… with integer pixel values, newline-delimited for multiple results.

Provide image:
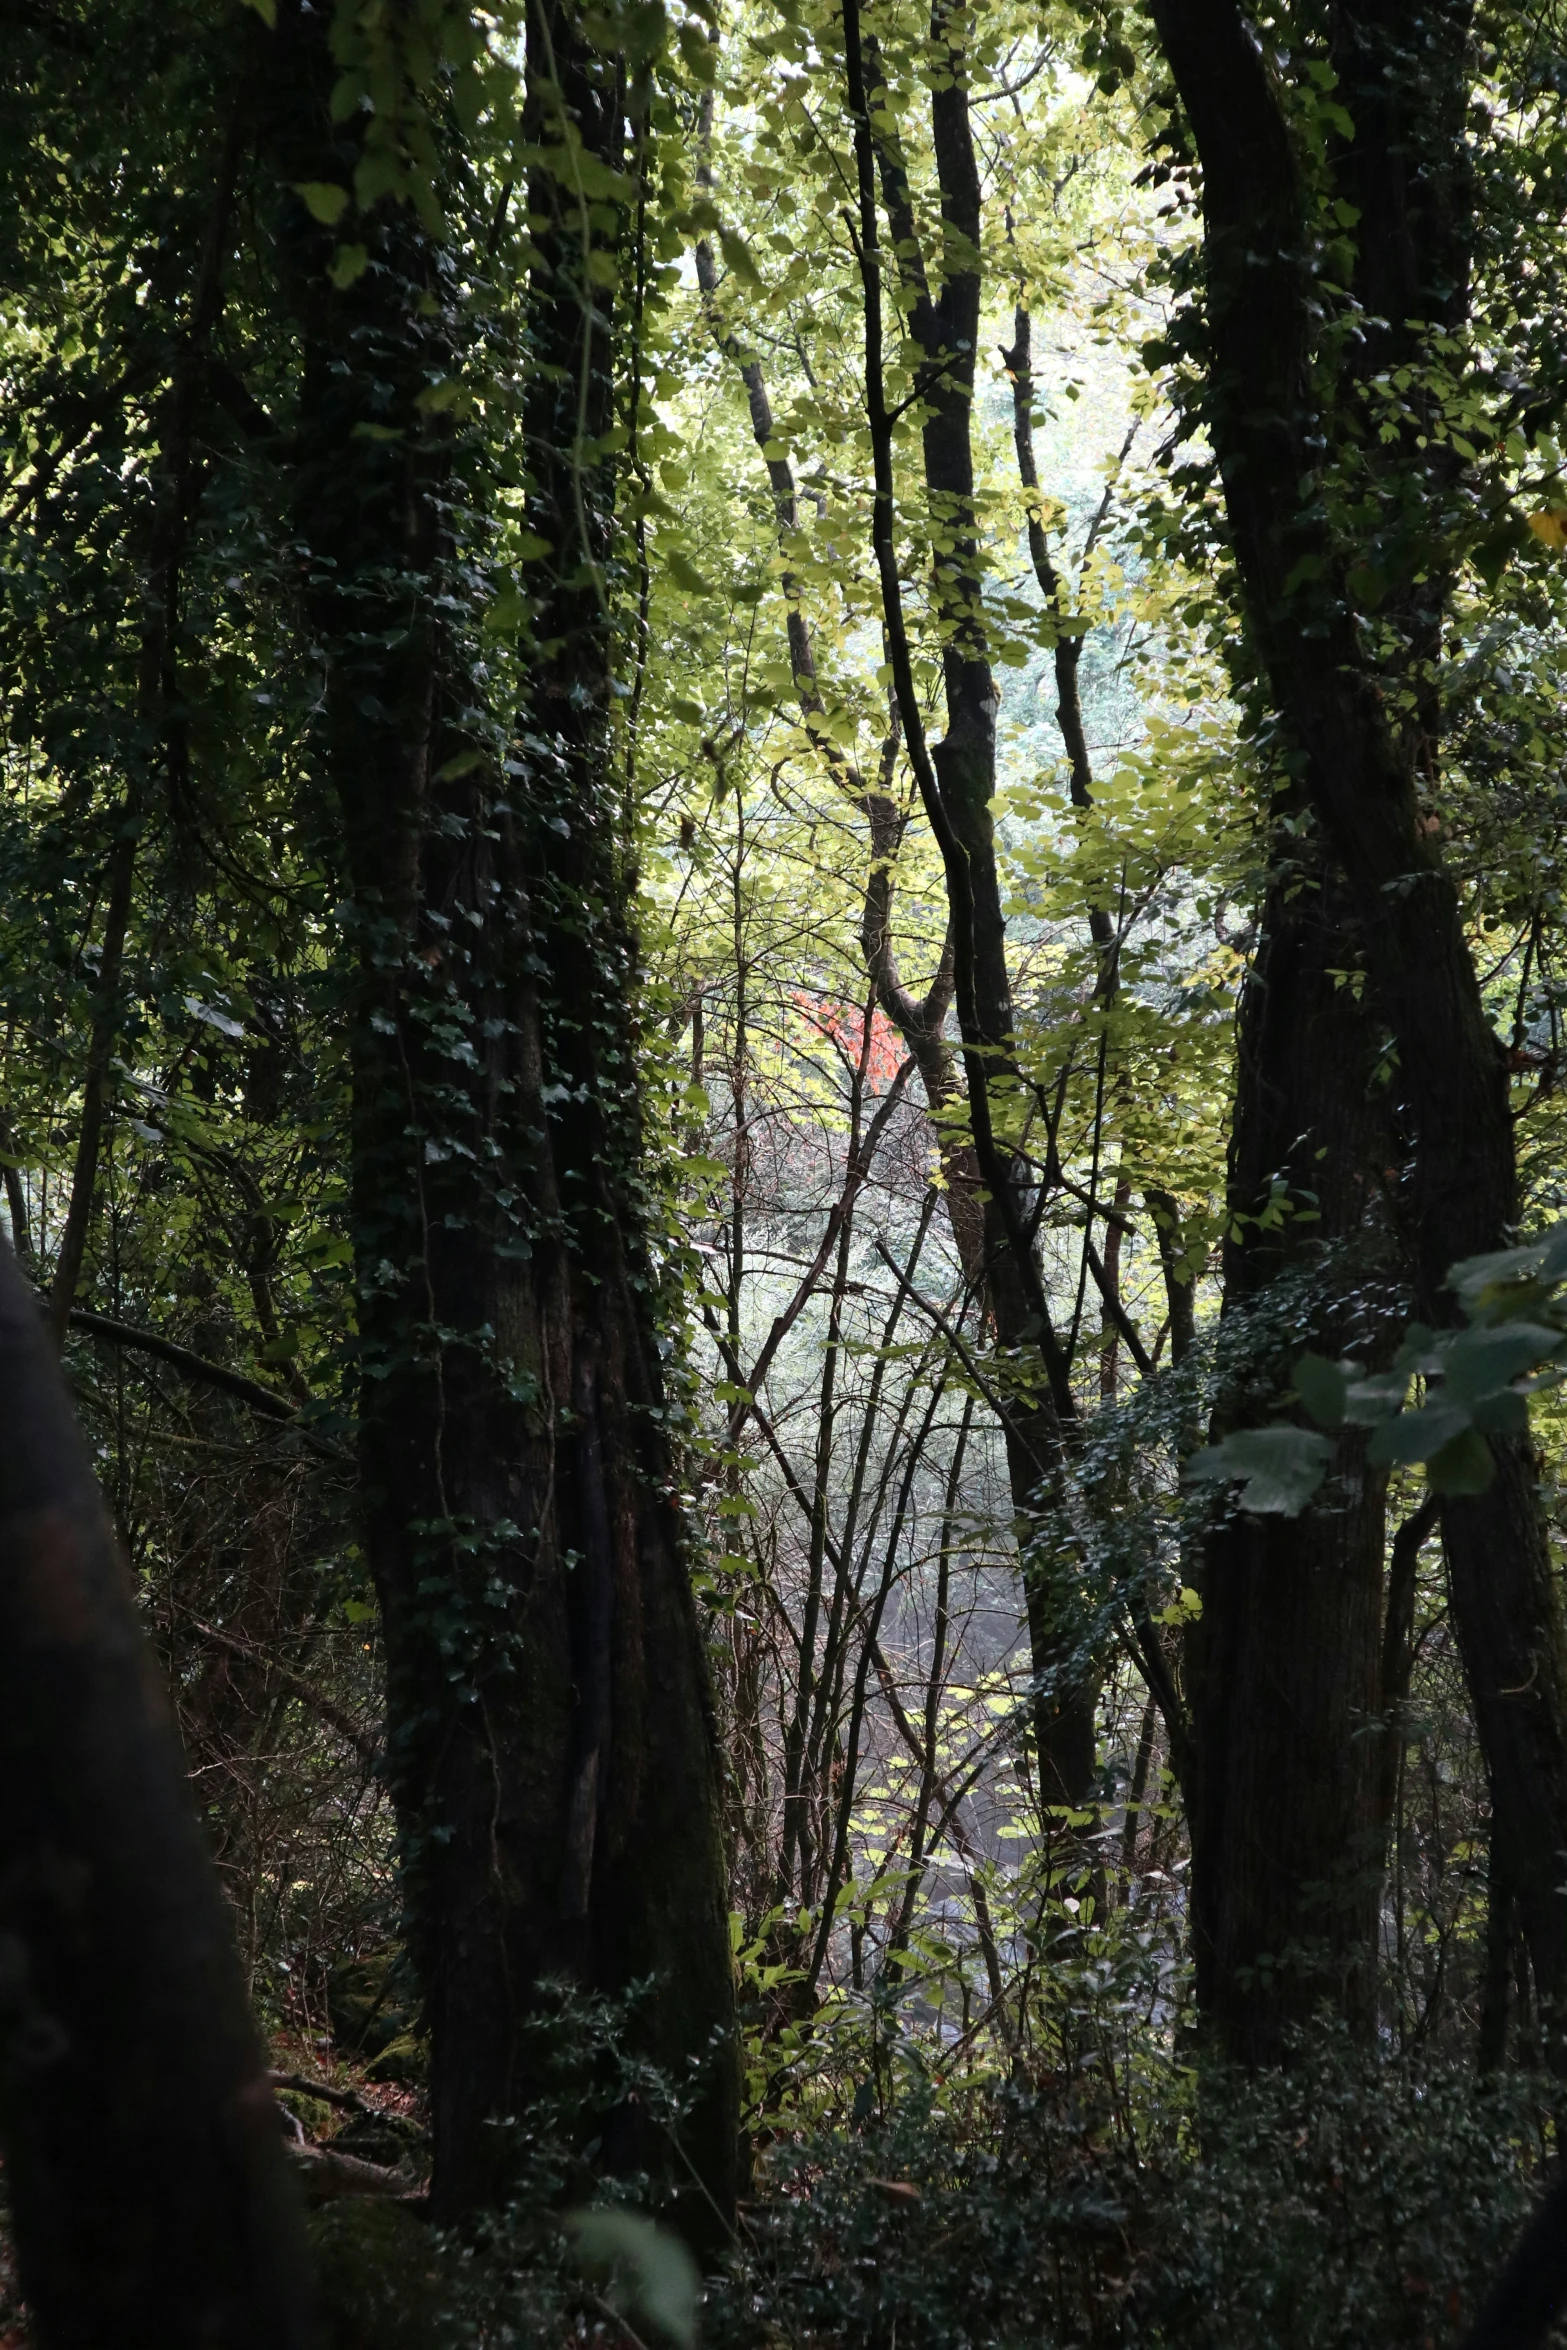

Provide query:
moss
left=327, top=1946, right=427, bottom=2081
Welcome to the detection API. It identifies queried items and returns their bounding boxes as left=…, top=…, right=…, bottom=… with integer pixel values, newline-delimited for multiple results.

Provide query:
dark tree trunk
left=270, top=0, right=736, bottom=2232
left=0, top=1239, right=313, bottom=2346
left=1188, top=854, right=1394, bottom=2060
left=1149, top=0, right=1567, bottom=2032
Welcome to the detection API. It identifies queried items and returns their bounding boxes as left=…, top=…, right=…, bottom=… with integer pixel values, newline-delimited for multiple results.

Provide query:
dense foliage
left=6, top=0, right=1567, bottom=2339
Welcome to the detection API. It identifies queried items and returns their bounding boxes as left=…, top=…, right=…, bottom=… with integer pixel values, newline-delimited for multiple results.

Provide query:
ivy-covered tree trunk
left=271, top=0, right=736, bottom=2228
left=1189, top=854, right=1394, bottom=2060
left=1151, top=0, right=1567, bottom=2028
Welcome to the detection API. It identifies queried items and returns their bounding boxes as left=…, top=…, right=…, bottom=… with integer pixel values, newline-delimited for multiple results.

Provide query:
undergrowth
left=299, top=2003, right=1551, bottom=2350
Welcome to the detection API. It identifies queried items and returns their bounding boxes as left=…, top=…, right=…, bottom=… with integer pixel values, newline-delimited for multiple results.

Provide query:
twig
left=188, top=1619, right=380, bottom=1771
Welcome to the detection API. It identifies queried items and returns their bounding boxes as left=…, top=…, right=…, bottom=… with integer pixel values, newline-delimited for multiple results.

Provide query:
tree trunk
left=1188, top=852, right=1394, bottom=2060
left=851, top=10, right=1097, bottom=1809
left=270, top=0, right=737, bottom=2231
left=1149, top=0, right=1567, bottom=2035
left=0, top=1237, right=313, bottom=2346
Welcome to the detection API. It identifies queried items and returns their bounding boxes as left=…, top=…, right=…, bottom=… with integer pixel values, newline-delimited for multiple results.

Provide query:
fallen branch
left=54, top=1300, right=296, bottom=1419
left=266, top=2070, right=379, bottom=2118
left=283, top=2137, right=420, bottom=2203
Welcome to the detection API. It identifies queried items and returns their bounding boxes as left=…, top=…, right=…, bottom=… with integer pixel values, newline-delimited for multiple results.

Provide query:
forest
left=4, top=0, right=1567, bottom=2340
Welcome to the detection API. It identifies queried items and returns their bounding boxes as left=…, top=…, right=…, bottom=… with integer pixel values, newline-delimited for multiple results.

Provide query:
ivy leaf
left=1185, top=1427, right=1334, bottom=1516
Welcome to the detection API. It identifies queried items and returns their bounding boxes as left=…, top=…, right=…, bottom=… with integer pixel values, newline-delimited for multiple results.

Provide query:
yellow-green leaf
left=294, top=181, right=350, bottom=227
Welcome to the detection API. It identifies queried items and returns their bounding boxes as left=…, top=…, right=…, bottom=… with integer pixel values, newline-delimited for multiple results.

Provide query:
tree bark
left=1149, top=0, right=1567, bottom=2033
left=271, top=0, right=736, bottom=2233
left=0, top=1237, right=313, bottom=2345
left=1187, top=852, right=1395, bottom=2060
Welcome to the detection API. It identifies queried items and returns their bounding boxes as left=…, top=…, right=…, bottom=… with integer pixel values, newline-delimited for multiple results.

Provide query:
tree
left=0, top=1236, right=313, bottom=2345
left=1147, top=0, right=1567, bottom=2040
left=1186, top=842, right=1400, bottom=2058
left=267, top=0, right=738, bottom=2223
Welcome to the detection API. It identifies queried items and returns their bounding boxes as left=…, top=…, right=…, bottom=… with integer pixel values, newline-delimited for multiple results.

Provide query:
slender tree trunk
left=702, top=98, right=1099, bottom=1815
left=847, top=8, right=1097, bottom=1810
left=271, top=0, right=736, bottom=2232
left=691, top=220, right=984, bottom=1281
left=1150, top=0, right=1567, bottom=2035
left=49, top=89, right=248, bottom=1343
left=0, top=1237, right=313, bottom=2345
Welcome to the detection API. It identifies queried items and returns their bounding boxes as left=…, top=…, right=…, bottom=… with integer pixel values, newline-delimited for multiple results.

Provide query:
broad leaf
left=566, top=2210, right=701, bottom=2350
left=1186, top=1427, right=1335, bottom=1516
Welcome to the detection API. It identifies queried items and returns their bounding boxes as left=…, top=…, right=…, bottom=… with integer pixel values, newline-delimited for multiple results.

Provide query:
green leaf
left=1426, top=1426, right=1496, bottom=1496
left=1471, top=1386, right=1530, bottom=1439
left=1474, top=518, right=1527, bottom=588
left=1444, top=1321, right=1562, bottom=1403
left=1367, top=1399, right=1472, bottom=1468
left=664, top=547, right=717, bottom=597
left=1293, top=1351, right=1347, bottom=1430
left=416, top=377, right=473, bottom=415
left=1341, top=1369, right=1410, bottom=1424
left=239, top=0, right=276, bottom=23
left=719, top=227, right=763, bottom=289
left=566, top=2211, right=700, bottom=2350
left=1186, top=1427, right=1334, bottom=1516
left=293, top=181, right=350, bottom=227
left=184, top=995, right=244, bottom=1040
left=483, top=587, right=525, bottom=638
left=328, top=243, right=369, bottom=290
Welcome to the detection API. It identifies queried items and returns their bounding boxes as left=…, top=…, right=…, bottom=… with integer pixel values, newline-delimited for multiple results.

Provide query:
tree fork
left=840, top=0, right=1101, bottom=1811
